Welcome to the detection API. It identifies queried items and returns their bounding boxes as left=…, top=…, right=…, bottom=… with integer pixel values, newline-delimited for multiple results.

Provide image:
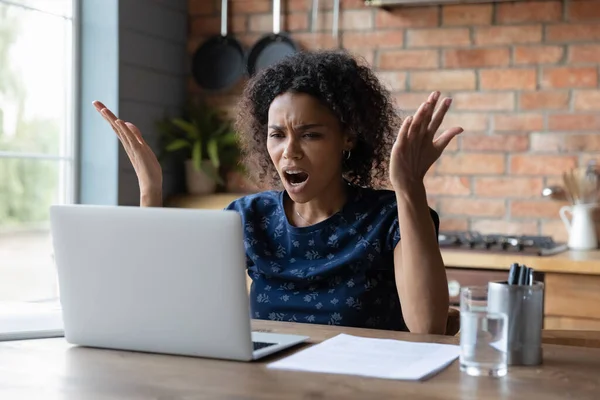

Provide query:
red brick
left=190, top=16, right=220, bottom=36
left=474, top=177, right=544, bottom=198
left=542, top=220, right=568, bottom=243
left=235, top=33, right=262, bottom=48
left=570, top=44, right=600, bottom=63
left=393, top=92, right=432, bottom=111
left=379, top=50, right=439, bottom=70
left=439, top=113, right=489, bottom=132
left=475, top=26, right=542, bottom=45
left=549, top=114, right=600, bottom=131
left=530, top=133, right=566, bottom=152
left=514, top=45, right=564, bottom=65
left=480, top=68, right=537, bottom=90
left=351, top=48, right=375, bottom=66
left=440, top=218, right=469, bottom=231
left=568, top=0, right=600, bottom=21
left=375, top=71, right=406, bottom=91
left=287, top=0, right=311, bottom=11
left=511, top=201, right=566, bottom=218
left=375, top=7, right=439, bottom=28
left=565, top=135, right=600, bottom=152
left=324, top=10, right=374, bottom=31
left=443, top=137, right=459, bottom=152
left=542, top=67, right=598, bottom=88
left=290, top=33, right=337, bottom=50
left=519, top=91, right=570, bottom=110
left=510, top=155, right=577, bottom=175
left=546, top=24, right=600, bottom=42
left=411, top=71, right=476, bottom=91
left=342, top=31, right=404, bottom=49
left=461, top=134, right=529, bottom=152
left=441, top=198, right=506, bottom=217
left=249, top=13, right=308, bottom=32
left=407, top=28, right=471, bottom=47
left=442, top=4, right=492, bottom=26
left=193, top=15, right=246, bottom=35
left=580, top=154, right=600, bottom=168
left=471, top=219, right=539, bottom=235
left=574, top=90, right=600, bottom=111
left=436, top=153, right=505, bottom=175
left=444, top=48, right=510, bottom=68
left=493, top=114, right=544, bottom=132
left=189, top=0, right=215, bottom=15
left=453, top=92, right=515, bottom=111
left=230, top=0, right=270, bottom=13
left=424, top=176, right=472, bottom=196
left=496, top=1, right=562, bottom=24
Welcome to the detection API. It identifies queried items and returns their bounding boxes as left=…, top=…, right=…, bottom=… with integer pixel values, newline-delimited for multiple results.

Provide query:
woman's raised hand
left=389, top=91, right=463, bottom=194
left=93, top=101, right=163, bottom=207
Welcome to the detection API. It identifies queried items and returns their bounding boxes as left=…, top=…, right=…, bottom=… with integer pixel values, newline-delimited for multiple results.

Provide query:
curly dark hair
left=235, top=49, right=400, bottom=189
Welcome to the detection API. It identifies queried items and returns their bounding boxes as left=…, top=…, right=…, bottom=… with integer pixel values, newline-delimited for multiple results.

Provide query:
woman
left=93, top=50, right=462, bottom=334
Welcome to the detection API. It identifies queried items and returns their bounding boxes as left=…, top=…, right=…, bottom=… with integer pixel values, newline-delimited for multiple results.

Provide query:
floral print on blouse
left=225, top=183, right=440, bottom=331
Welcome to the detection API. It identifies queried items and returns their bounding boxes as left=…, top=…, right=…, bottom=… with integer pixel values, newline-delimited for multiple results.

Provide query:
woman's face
left=267, top=92, right=353, bottom=203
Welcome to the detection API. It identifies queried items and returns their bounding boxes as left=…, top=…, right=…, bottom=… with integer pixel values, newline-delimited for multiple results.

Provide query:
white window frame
left=0, top=0, right=79, bottom=208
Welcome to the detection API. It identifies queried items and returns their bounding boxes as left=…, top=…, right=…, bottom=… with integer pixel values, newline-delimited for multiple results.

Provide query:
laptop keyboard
left=253, top=341, right=277, bottom=351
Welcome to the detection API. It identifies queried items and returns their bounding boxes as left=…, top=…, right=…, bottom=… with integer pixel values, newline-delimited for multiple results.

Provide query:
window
left=0, top=0, right=76, bottom=303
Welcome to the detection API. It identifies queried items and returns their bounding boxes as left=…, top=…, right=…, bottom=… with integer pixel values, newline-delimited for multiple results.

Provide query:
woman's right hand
left=93, top=101, right=163, bottom=207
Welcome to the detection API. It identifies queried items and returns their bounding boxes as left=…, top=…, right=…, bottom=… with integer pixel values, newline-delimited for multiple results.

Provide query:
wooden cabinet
left=544, top=273, right=600, bottom=330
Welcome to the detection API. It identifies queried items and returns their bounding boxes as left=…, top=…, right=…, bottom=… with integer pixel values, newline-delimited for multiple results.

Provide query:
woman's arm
left=393, top=183, right=448, bottom=335
left=388, top=91, right=462, bottom=335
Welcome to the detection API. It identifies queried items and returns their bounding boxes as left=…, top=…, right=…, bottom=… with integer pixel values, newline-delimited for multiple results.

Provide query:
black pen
left=518, top=265, right=528, bottom=286
left=527, top=267, right=534, bottom=285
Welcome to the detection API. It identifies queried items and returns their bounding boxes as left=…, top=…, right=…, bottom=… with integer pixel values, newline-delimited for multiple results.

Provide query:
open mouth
left=284, top=170, right=309, bottom=186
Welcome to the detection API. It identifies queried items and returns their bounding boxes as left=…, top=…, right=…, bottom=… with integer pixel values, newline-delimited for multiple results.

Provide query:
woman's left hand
left=389, top=91, right=463, bottom=194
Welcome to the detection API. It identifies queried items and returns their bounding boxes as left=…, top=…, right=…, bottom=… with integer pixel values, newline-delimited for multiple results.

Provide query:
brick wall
left=187, top=0, right=600, bottom=241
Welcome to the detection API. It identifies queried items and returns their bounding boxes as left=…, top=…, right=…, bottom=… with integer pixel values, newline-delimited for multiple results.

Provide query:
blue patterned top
left=225, top=183, right=440, bottom=331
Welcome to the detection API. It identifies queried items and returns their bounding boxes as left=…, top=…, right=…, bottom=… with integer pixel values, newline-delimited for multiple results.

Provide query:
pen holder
left=487, top=281, right=544, bottom=366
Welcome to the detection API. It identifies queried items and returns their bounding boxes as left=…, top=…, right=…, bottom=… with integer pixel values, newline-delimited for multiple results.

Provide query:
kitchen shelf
left=365, top=0, right=516, bottom=7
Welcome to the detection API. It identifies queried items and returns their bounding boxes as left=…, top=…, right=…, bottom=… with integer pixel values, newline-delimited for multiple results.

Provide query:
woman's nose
left=283, top=139, right=303, bottom=160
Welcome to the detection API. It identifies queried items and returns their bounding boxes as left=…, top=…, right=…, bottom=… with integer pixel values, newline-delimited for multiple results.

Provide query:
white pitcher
left=559, top=203, right=599, bottom=250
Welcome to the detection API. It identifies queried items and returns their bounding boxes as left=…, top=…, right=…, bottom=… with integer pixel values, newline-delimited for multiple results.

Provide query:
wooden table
left=1, top=321, right=600, bottom=399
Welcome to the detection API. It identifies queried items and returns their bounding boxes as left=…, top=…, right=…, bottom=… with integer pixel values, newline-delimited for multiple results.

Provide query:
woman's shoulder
left=224, top=190, right=282, bottom=214
left=351, top=185, right=398, bottom=210
left=350, top=185, right=439, bottom=224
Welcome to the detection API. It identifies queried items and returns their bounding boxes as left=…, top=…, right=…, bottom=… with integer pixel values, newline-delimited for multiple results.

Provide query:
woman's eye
left=303, top=132, right=321, bottom=139
left=269, top=132, right=284, bottom=138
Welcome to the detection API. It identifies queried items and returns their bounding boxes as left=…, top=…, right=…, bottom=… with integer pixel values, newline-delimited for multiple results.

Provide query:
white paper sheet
left=267, top=333, right=460, bottom=381
left=0, top=301, right=64, bottom=341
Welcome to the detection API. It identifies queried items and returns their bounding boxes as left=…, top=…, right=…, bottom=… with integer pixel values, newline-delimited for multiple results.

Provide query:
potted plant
left=156, top=100, right=241, bottom=195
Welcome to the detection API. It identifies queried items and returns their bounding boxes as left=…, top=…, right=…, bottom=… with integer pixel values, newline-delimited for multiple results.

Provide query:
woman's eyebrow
left=267, top=124, right=324, bottom=130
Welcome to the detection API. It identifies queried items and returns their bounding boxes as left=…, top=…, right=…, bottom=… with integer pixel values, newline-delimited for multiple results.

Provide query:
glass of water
left=459, top=286, right=508, bottom=377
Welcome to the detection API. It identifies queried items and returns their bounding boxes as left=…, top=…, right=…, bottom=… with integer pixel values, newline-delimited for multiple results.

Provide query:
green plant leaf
left=207, top=138, right=220, bottom=169
left=165, top=139, right=190, bottom=152
left=172, top=118, right=199, bottom=140
left=219, top=131, right=238, bottom=146
left=192, top=141, right=202, bottom=171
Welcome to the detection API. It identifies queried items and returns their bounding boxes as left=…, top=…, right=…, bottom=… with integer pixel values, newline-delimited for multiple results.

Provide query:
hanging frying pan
left=191, top=0, right=245, bottom=91
left=246, top=0, right=299, bottom=76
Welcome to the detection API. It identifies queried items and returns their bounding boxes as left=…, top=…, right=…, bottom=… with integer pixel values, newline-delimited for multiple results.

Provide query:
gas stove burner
left=438, top=231, right=568, bottom=256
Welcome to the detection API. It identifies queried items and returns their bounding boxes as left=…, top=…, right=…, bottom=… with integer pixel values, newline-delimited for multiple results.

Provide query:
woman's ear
left=343, top=130, right=356, bottom=152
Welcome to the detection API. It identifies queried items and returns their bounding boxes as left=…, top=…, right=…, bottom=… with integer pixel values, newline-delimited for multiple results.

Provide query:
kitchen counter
left=442, top=248, right=600, bottom=276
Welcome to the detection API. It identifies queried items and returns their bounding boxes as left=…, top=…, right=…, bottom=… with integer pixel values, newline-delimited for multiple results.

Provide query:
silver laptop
left=49, top=204, right=308, bottom=361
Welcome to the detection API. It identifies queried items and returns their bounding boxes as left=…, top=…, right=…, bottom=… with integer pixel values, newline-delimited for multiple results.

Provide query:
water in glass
left=459, top=286, right=508, bottom=377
